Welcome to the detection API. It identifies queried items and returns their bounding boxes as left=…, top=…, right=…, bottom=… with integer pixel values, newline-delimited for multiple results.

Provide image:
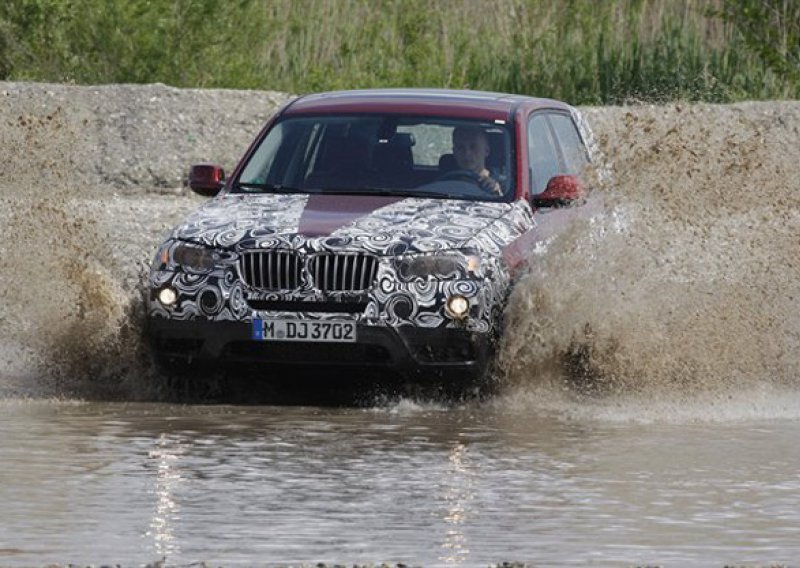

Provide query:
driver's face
left=453, top=130, right=490, bottom=173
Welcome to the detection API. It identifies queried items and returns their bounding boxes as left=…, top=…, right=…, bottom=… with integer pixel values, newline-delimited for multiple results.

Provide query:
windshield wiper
left=234, top=182, right=303, bottom=193
left=319, top=188, right=454, bottom=199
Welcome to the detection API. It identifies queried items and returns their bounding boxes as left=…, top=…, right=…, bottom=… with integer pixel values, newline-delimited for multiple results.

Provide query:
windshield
left=235, top=115, right=515, bottom=201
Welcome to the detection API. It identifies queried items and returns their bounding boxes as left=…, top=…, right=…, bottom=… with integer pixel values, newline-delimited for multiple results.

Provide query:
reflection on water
left=1, top=399, right=800, bottom=567
left=439, top=442, right=473, bottom=566
left=147, top=433, right=185, bottom=557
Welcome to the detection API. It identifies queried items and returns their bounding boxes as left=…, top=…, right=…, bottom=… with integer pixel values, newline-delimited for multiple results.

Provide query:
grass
left=0, top=0, right=797, bottom=103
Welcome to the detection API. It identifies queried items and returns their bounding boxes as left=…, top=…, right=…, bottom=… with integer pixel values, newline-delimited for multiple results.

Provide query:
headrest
left=438, top=153, right=457, bottom=172
left=381, top=132, right=415, bottom=147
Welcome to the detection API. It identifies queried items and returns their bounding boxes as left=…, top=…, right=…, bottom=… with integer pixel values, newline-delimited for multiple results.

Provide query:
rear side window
left=548, top=113, right=590, bottom=175
left=396, top=124, right=450, bottom=166
left=527, top=114, right=561, bottom=195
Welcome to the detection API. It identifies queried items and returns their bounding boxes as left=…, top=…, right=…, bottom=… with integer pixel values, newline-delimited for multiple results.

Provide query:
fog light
left=158, top=287, right=177, bottom=307
left=445, top=294, right=469, bottom=320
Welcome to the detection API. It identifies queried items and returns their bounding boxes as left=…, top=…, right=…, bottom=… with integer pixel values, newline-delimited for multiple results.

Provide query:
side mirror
left=532, top=174, right=585, bottom=208
left=188, top=164, right=225, bottom=197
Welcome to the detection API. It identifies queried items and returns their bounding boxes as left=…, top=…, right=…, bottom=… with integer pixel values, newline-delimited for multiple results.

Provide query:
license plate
left=252, top=319, right=357, bottom=343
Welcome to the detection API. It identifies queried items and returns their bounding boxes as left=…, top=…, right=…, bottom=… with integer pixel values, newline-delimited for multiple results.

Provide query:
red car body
left=149, top=89, right=595, bottom=387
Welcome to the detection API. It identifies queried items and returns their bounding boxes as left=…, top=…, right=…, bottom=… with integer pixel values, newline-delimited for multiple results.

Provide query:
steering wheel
left=439, top=168, right=502, bottom=196
left=438, top=169, right=482, bottom=184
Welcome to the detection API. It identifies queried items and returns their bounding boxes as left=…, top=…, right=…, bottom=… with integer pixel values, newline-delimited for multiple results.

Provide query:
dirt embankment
left=0, top=81, right=292, bottom=191
left=3, top=80, right=799, bottom=197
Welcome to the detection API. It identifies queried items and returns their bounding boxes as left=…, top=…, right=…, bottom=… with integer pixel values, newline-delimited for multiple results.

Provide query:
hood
left=171, top=192, right=511, bottom=254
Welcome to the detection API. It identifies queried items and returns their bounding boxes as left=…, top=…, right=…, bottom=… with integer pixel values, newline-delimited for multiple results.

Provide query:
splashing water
left=0, top=105, right=158, bottom=399
left=498, top=102, right=800, bottom=413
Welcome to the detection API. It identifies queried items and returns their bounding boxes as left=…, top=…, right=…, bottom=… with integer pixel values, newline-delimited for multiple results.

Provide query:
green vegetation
left=1, top=0, right=798, bottom=103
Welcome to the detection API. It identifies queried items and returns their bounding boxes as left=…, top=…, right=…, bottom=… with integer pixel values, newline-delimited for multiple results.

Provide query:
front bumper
left=147, top=317, right=492, bottom=379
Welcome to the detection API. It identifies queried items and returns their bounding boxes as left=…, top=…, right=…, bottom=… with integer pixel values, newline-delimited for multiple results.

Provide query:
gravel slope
left=1, top=81, right=292, bottom=191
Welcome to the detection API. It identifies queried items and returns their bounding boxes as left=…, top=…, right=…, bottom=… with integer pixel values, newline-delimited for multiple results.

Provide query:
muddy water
left=2, top=86, right=800, bottom=565
left=2, top=399, right=800, bottom=567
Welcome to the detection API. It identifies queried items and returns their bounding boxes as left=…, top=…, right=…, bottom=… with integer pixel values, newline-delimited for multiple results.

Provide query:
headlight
left=397, top=253, right=480, bottom=280
left=445, top=294, right=470, bottom=320
left=157, top=287, right=178, bottom=306
left=160, top=242, right=218, bottom=271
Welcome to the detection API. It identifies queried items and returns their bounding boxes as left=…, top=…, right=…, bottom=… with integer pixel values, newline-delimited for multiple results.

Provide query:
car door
left=502, top=108, right=594, bottom=273
left=527, top=110, right=589, bottom=242
left=527, top=112, right=563, bottom=195
left=547, top=112, right=591, bottom=178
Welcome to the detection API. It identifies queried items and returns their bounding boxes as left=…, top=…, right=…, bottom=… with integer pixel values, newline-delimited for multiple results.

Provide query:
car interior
left=302, top=129, right=508, bottom=192
left=239, top=116, right=512, bottom=198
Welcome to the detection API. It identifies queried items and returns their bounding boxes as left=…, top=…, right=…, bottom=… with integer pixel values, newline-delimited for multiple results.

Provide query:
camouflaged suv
left=147, top=89, right=596, bottom=384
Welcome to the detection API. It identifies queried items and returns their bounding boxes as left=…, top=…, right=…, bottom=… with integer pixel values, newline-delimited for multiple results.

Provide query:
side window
left=549, top=113, right=590, bottom=175
left=527, top=114, right=561, bottom=195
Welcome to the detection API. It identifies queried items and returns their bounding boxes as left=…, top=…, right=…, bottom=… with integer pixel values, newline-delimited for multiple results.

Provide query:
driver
left=452, top=126, right=503, bottom=195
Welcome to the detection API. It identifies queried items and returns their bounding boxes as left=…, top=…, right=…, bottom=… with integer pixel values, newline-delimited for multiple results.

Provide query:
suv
left=147, top=89, right=595, bottom=386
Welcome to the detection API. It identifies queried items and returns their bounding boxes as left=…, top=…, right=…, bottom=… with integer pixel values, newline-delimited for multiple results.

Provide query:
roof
left=282, top=88, right=571, bottom=121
